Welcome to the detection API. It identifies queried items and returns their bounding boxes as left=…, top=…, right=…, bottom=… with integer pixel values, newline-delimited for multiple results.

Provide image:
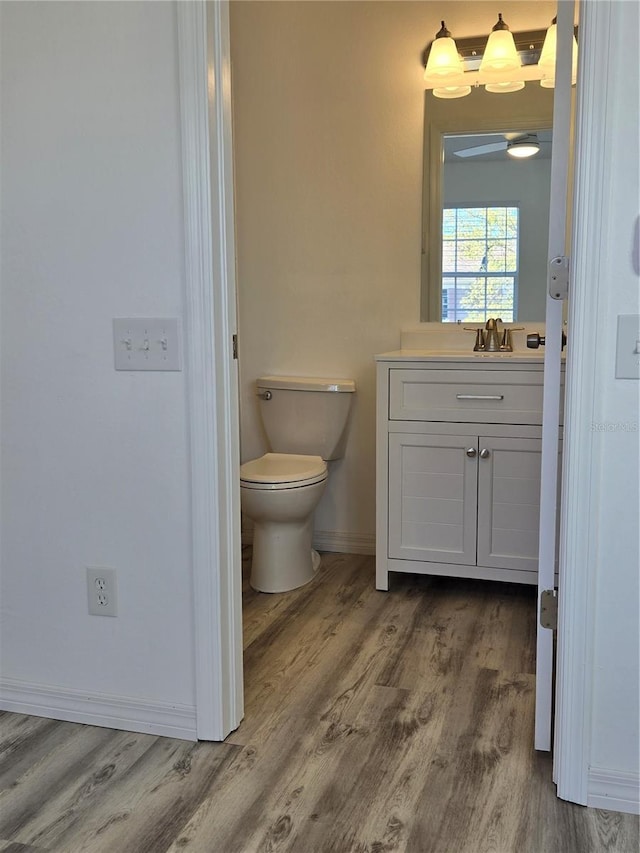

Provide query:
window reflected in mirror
left=442, top=205, right=519, bottom=323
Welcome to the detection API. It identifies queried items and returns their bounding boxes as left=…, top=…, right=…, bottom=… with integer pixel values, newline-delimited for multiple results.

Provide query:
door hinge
left=232, top=334, right=238, bottom=360
left=549, top=255, right=570, bottom=300
left=540, top=589, right=558, bottom=630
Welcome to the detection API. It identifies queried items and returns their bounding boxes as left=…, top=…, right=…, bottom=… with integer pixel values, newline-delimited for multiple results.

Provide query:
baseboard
left=0, top=678, right=197, bottom=741
left=587, top=767, right=640, bottom=814
left=312, top=529, right=376, bottom=556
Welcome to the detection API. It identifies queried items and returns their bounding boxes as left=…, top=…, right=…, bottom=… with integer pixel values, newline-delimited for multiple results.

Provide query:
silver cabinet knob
left=479, top=448, right=491, bottom=459
left=466, top=447, right=477, bottom=458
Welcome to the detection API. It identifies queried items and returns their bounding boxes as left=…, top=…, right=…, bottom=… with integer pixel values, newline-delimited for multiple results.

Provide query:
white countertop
left=375, top=349, right=548, bottom=363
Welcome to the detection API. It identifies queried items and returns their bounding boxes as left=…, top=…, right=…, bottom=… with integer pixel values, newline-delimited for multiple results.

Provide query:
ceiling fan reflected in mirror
left=453, top=133, right=541, bottom=160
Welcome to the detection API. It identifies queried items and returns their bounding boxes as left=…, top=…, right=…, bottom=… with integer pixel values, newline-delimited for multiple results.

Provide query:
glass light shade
left=485, top=80, right=525, bottom=94
left=432, top=84, right=472, bottom=99
left=479, top=29, right=520, bottom=74
left=539, top=23, right=578, bottom=87
left=424, top=37, right=463, bottom=83
left=507, top=139, right=540, bottom=159
left=570, top=35, right=579, bottom=83
left=539, top=22, right=557, bottom=75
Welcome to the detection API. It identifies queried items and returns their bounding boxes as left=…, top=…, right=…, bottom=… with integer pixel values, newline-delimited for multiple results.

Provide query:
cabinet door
left=388, top=433, right=478, bottom=564
left=476, top=436, right=542, bottom=573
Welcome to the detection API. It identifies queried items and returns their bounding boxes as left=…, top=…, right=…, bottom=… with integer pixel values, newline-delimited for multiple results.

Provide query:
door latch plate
left=540, top=589, right=558, bottom=630
left=549, top=256, right=569, bottom=300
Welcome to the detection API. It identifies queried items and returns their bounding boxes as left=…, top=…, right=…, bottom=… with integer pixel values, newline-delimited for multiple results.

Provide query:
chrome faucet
left=484, top=318, right=501, bottom=352
left=465, top=318, right=523, bottom=353
left=501, top=328, right=514, bottom=351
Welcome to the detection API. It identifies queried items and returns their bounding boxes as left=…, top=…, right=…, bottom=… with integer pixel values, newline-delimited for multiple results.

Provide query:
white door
left=534, top=0, right=576, bottom=752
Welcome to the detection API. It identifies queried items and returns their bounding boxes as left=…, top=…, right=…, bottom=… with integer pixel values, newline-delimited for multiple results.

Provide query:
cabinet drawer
left=389, top=369, right=546, bottom=425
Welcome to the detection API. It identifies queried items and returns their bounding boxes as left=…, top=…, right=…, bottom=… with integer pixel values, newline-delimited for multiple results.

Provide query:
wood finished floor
left=1, top=552, right=637, bottom=853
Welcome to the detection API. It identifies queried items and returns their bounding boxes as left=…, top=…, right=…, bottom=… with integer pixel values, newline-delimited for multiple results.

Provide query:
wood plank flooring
left=1, top=552, right=637, bottom=852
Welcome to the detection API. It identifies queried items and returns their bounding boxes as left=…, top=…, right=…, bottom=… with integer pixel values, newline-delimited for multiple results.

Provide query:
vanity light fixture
left=423, top=22, right=464, bottom=84
left=423, top=21, right=471, bottom=99
left=539, top=16, right=579, bottom=88
left=479, top=14, right=521, bottom=75
left=423, top=15, right=578, bottom=98
left=432, top=84, right=473, bottom=100
left=484, top=80, right=525, bottom=94
left=506, top=134, right=541, bottom=159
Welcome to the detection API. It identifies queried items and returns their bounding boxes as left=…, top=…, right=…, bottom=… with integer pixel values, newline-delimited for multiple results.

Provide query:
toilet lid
left=240, top=453, right=327, bottom=488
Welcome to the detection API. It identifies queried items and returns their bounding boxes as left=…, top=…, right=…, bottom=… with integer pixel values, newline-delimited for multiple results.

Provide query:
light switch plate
left=114, top=318, right=181, bottom=371
left=615, top=314, right=640, bottom=379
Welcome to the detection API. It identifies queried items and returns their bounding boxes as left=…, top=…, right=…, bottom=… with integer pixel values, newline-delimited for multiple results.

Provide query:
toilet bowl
left=240, top=375, right=355, bottom=593
left=240, top=453, right=327, bottom=593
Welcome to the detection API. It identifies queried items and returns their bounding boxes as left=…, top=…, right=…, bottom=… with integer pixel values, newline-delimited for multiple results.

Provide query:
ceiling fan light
left=507, top=137, right=540, bottom=159
left=485, top=80, right=525, bottom=94
left=479, top=15, right=521, bottom=74
left=424, top=22, right=464, bottom=84
left=432, top=84, right=472, bottom=99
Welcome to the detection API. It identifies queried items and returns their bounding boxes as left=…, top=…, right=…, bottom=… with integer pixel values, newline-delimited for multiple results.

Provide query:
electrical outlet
left=86, top=567, right=118, bottom=617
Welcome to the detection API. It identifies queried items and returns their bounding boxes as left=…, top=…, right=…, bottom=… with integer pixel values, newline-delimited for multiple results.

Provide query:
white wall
left=443, top=158, right=552, bottom=320
left=230, top=0, right=557, bottom=549
left=0, top=2, right=196, bottom=736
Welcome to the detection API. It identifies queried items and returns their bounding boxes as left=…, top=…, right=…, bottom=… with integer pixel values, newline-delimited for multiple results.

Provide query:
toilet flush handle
left=256, top=390, right=272, bottom=400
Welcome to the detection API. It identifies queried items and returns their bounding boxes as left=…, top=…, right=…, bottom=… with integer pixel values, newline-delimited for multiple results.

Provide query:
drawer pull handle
left=466, top=447, right=477, bottom=458
left=479, top=448, right=491, bottom=459
left=456, top=394, right=504, bottom=401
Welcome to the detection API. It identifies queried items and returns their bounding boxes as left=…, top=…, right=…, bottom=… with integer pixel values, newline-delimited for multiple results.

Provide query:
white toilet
left=240, top=375, right=355, bottom=593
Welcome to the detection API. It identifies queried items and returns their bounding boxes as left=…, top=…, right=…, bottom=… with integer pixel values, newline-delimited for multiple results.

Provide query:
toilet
left=240, top=375, right=356, bottom=593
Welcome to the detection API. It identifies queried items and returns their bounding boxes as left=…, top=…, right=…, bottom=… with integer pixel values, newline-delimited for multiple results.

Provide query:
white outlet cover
left=86, top=567, right=118, bottom=617
left=113, top=317, right=181, bottom=371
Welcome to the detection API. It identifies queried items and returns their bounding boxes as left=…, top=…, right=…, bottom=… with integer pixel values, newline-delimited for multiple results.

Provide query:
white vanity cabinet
left=376, top=356, right=562, bottom=590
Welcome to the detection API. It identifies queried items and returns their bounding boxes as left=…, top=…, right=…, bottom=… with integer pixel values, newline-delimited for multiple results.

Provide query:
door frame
left=177, top=0, right=244, bottom=740
left=175, top=0, right=613, bottom=799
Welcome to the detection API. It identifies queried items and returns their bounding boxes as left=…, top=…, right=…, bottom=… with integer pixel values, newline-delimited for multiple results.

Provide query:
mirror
left=421, top=86, right=555, bottom=322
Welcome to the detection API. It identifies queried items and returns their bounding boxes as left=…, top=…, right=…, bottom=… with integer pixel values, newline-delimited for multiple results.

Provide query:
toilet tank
left=256, top=376, right=356, bottom=460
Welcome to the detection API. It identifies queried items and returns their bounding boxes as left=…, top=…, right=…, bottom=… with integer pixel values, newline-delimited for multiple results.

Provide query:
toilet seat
left=240, top=452, right=327, bottom=491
